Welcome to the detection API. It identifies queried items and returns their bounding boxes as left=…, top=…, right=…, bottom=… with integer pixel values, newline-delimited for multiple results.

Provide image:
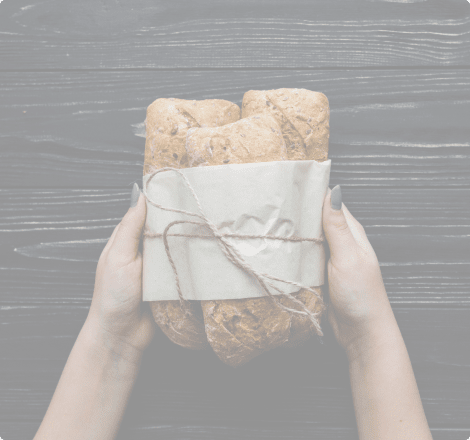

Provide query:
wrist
left=345, top=313, right=401, bottom=365
left=81, top=317, right=145, bottom=373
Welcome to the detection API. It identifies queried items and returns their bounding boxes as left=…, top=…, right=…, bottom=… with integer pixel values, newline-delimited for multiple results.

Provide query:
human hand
left=322, top=185, right=397, bottom=358
left=86, top=183, right=155, bottom=356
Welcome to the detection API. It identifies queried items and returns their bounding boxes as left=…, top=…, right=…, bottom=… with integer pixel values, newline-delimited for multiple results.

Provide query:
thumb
left=322, top=185, right=357, bottom=265
left=110, top=182, right=147, bottom=264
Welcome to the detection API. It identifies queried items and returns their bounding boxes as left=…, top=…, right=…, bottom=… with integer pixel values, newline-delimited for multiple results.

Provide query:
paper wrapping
left=142, top=159, right=331, bottom=301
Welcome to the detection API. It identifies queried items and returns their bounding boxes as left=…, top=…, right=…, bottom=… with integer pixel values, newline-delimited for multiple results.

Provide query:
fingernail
left=330, top=185, right=342, bottom=210
left=130, top=182, right=141, bottom=208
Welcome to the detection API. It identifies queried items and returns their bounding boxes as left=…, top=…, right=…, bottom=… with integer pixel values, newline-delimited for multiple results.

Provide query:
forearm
left=34, top=318, right=144, bottom=440
left=347, top=316, right=433, bottom=440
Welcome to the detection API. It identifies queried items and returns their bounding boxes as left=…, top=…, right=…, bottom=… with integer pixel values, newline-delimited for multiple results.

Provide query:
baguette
left=185, top=113, right=293, bottom=364
left=143, top=97, right=241, bottom=349
left=241, top=88, right=329, bottom=349
left=241, top=88, right=329, bottom=162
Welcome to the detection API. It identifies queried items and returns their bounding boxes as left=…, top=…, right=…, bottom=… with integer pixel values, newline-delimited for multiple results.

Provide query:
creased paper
left=142, top=159, right=331, bottom=301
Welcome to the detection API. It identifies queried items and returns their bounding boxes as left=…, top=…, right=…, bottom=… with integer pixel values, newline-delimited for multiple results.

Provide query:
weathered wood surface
left=1, top=0, right=469, bottom=69
left=1, top=0, right=470, bottom=439
left=0, top=305, right=470, bottom=428
left=1, top=188, right=469, bottom=304
left=0, top=422, right=470, bottom=440
left=1, top=69, right=469, bottom=188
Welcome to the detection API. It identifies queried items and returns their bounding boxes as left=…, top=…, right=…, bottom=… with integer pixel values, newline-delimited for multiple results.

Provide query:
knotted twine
left=141, top=166, right=327, bottom=340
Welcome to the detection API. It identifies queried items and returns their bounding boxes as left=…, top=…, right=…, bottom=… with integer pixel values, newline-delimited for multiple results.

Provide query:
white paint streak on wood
left=333, top=155, right=469, bottom=159
left=341, top=141, right=470, bottom=148
left=334, top=164, right=450, bottom=169
left=368, top=0, right=427, bottom=3
left=379, top=261, right=470, bottom=267
left=71, top=107, right=147, bottom=115
left=0, top=218, right=121, bottom=226
left=5, top=101, right=117, bottom=109
left=140, top=17, right=470, bottom=30
left=0, top=266, right=96, bottom=274
left=14, top=239, right=107, bottom=261
left=132, top=120, right=147, bottom=138
left=331, top=99, right=470, bottom=115
left=11, top=4, right=36, bottom=18
left=387, top=276, right=466, bottom=279
left=360, top=225, right=470, bottom=229
left=0, top=225, right=116, bottom=234
left=2, top=199, right=123, bottom=207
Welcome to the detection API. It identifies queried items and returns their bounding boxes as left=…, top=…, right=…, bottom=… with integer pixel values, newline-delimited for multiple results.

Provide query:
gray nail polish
left=330, top=185, right=342, bottom=210
left=130, top=182, right=141, bottom=208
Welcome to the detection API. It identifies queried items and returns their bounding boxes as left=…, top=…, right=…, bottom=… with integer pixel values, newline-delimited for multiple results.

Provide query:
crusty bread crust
left=242, top=88, right=329, bottom=162
left=184, top=113, right=287, bottom=167
left=144, top=97, right=241, bottom=173
left=144, top=97, right=241, bottom=350
left=242, top=88, right=329, bottom=351
left=184, top=112, right=293, bottom=365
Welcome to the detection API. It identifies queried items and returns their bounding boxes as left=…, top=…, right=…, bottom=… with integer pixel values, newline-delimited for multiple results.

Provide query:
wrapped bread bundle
left=142, top=88, right=330, bottom=366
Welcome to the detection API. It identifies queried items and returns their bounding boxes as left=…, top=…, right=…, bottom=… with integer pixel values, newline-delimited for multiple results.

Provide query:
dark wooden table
left=1, top=0, right=469, bottom=438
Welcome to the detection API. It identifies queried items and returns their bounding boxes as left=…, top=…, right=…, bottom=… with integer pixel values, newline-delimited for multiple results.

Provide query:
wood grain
left=0, top=421, right=470, bottom=440
left=0, top=69, right=469, bottom=188
left=0, top=305, right=470, bottom=427
left=1, top=186, right=469, bottom=311
left=1, top=0, right=469, bottom=438
left=1, top=0, right=469, bottom=69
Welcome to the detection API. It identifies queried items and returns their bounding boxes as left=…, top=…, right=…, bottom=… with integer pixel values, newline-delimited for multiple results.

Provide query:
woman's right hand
left=322, top=185, right=398, bottom=360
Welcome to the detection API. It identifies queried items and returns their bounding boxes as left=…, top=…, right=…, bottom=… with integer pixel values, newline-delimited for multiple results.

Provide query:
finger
left=101, top=222, right=121, bottom=256
left=322, top=185, right=358, bottom=265
left=341, top=203, right=375, bottom=254
left=109, top=183, right=147, bottom=264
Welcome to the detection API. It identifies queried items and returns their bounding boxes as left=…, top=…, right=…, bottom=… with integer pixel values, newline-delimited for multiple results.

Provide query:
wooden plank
left=0, top=0, right=469, bottom=70
left=1, top=186, right=469, bottom=313
left=122, top=425, right=468, bottom=440
left=0, top=305, right=470, bottom=427
left=1, top=69, right=469, bottom=188
left=0, top=421, right=470, bottom=440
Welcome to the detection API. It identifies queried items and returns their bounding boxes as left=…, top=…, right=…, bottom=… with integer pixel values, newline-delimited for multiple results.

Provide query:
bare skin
left=33, top=186, right=154, bottom=440
left=322, top=186, right=433, bottom=440
left=33, top=184, right=433, bottom=440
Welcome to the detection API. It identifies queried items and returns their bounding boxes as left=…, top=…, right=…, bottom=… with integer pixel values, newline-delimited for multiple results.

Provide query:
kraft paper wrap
left=142, top=159, right=331, bottom=302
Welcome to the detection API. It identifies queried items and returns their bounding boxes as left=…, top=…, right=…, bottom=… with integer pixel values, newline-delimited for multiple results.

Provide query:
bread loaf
left=143, top=97, right=241, bottom=349
left=184, top=113, right=288, bottom=167
left=184, top=113, right=293, bottom=364
left=242, top=88, right=329, bottom=162
left=241, top=88, right=330, bottom=350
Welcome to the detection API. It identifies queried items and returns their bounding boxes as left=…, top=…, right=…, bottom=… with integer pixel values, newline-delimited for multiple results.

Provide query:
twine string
left=141, top=167, right=327, bottom=338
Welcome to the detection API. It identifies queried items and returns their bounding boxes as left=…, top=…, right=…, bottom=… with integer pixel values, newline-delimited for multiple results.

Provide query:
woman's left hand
left=86, top=183, right=155, bottom=355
